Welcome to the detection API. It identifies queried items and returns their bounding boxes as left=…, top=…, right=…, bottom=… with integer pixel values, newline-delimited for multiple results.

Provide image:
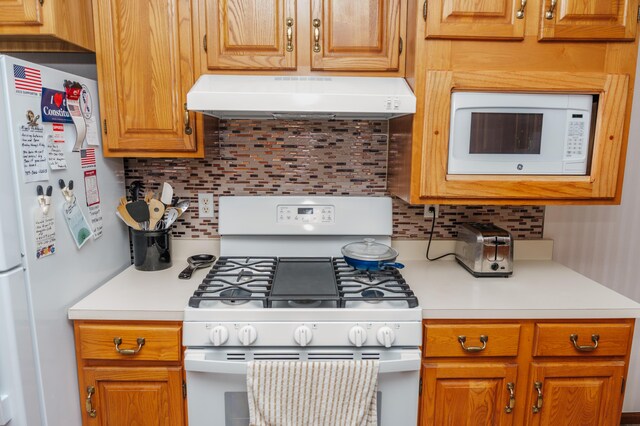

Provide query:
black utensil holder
left=131, top=228, right=172, bottom=271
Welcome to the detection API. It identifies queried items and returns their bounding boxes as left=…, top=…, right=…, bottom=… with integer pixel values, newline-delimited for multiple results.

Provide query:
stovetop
left=188, top=256, right=419, bottom=310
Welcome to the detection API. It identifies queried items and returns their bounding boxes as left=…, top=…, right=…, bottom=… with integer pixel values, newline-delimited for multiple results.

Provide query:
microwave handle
left=184, top=352, right=421, bottom=375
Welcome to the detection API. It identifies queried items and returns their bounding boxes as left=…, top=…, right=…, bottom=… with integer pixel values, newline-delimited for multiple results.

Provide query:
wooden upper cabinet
left=0, top=0, right=94, bottom=52
left=425, top=0, right=527, bottom=40
left=0, top=0, right=41, bottom=25
left=539, top=0, right=638, bottom=41
left=204, top=0, right=297, bottom=70
left=93, top=0, right=201, bottom=157
left=310, top=0, right=402, bottom=71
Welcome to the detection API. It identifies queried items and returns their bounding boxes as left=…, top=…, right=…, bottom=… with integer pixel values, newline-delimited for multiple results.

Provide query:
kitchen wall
left=124, top=117, right=544, bottom=239
left=545, top=45, right=640, bottom=413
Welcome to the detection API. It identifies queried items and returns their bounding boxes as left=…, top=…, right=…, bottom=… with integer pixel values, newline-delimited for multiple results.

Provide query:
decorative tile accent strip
left=123, top=118, right=544, bottom=239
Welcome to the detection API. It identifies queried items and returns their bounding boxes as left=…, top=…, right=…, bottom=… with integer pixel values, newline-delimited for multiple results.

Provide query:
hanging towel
left=247, top=360, right=379, bottom=426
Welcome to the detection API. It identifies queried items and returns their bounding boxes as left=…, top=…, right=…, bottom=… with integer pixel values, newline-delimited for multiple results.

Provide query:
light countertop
left=68, top=239, right=640, bottom=321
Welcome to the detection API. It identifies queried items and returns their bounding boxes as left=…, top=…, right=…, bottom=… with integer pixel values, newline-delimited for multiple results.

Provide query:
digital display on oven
left=298, top=208, right=314, bottom=215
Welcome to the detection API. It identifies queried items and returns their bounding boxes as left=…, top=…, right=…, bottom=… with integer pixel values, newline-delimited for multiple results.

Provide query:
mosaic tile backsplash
left=124, top=119, right=544, bottom=239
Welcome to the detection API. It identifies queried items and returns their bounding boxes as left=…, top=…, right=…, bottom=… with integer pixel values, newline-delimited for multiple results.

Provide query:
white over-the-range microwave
left=448, top=92, right=595, bottom=175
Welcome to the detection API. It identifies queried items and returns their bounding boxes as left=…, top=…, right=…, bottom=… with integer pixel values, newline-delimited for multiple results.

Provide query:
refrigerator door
left=0, top=267, right=43, bottom=426
left=0, top=56, right=130, bottom=426
left=0, top=60, right=23, bottom=272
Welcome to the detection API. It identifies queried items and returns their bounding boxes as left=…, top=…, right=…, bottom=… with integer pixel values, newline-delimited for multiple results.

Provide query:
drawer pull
left=545, top=0, right=557, bottom=20
left=312, top=19, right=321, bottom=53
left=505, top=382, right=515, bottom=413
left=113, top=337, right=146, bottom=355
left=570, top=333, right=599, bottom=352
left=286, top=18, right=294, bottom=52
left=85, top=386, right=96, bottom=418
left=183, top=103, right=192, bottom=136
left=516, top=0, right=527, bottom=19
left=532, top=381, right=543, bottom=413
left=457, top=335, right=488, bottom=352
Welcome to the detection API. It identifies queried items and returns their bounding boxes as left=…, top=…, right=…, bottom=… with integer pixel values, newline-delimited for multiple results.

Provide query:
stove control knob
left=209, top=325, right=229, bottom=346
left=294, top=326, right=313, bottom=347
left=348, top=326, right=367, bottom=347
left=376, top=327, right=396, bottom=348
left=238, top=325, right=258, bottom=346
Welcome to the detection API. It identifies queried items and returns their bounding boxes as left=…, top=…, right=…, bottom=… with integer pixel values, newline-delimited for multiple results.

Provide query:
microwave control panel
left=564, top=111, right=589, bottom=160
left=277, top=205, right=335, bottom=224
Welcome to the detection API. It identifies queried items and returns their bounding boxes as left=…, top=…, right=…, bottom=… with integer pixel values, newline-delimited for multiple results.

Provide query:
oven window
left=223, top=391, right=382, bottom=425
left=469, top=112, right=543, bottom=154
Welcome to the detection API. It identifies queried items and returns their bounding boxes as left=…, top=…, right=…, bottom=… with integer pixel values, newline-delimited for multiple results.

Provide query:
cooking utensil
left=148, top=199, right=165, bottom=230
left=128, top=180, right=144, bottom=202
left=178, top=254, right=216, bottom=279
left=117, top=203, right=141, bottom=230
left=174, top=199, right=190, bottom=217
left=162, top=207, right=179, bottom=229
left=126, top=200, right=150, bottom=229
left=341, top=238, right=404, bottom=271
left=160, top=182, right=173, bottom=206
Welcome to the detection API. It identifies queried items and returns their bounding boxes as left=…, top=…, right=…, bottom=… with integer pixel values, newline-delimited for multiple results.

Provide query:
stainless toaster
left=455, top=223, right=513, bottom=277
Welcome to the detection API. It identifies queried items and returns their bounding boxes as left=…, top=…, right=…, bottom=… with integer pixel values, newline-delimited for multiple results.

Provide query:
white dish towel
left=247, top=360, right=379, bottom=426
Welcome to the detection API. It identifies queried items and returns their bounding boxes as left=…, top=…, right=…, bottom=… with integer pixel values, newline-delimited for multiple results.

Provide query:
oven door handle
left=184, top=352, right=421, bottom=375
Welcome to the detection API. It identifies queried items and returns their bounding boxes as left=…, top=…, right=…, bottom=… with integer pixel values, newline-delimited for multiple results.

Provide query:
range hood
left=186, top=75, right=416, bottom=120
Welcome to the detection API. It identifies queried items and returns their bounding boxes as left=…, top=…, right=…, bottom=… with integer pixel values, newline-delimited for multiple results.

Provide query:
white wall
left=545, top=44, right=640, bottom=412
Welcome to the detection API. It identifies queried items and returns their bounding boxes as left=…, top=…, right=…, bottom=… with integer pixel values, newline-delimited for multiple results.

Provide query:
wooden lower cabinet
left=524, top=362, right=625, bottom=426
left=420, top=319, right=634, bottom=426
left=73, top=321, right=186, bottom=426
left=422, top=362, right=518, bottom=426
left=82, top=367, right=184, bottom=426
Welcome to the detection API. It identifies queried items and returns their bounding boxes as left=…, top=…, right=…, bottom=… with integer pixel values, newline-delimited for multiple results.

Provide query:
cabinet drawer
left=76, top=323, right=181, bottom=362
left=533, top=323, right=632, bottom=357
left=424, top=324, right=520, bottom=357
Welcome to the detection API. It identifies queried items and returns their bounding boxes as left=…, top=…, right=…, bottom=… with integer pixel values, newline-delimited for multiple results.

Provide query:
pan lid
left=341, top=238, right=398, bottom=261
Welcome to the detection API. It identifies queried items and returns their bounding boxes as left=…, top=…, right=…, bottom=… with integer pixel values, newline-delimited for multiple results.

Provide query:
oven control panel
left=277, top=205, right=335, bottom=224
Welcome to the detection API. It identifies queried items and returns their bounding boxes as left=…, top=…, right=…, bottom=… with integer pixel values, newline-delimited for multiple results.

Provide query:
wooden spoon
left=148, top=199, right=165, bottom=230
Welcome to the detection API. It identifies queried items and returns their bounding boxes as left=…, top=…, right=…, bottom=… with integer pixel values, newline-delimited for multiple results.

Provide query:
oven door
left=184, top=348, right=420, bottom=426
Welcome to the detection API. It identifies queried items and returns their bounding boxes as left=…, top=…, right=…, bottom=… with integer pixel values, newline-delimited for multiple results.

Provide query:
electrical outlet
left=424, top=204, right=439, bottom=219
left=198, top=193, right=214, bottom=218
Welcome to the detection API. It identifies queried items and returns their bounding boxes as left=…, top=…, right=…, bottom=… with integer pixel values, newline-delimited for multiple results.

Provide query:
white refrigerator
left=0, top=56, right=130, bottom=425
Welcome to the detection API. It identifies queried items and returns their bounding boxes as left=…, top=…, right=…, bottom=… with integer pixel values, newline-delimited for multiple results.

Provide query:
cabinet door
left=539, top=0, right=637, bottom=40
left=93, top=0, right=200, bottom=157
left=204, top=0, right=297, bottom=70
left=422, top=361, right=518, bottom=426
left=524, top=361, right=625, bottom=426
left=82, top=366, right=185, bottom=425
left=0, top=0, right=41, bottom=25
left=425, top=0, right=526, bottom=40
left=310, top=0, right=402, bottom=71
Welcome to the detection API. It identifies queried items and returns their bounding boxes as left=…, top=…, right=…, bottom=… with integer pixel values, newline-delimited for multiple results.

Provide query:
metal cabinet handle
left=532, top=381, right=543, bottom=413
left=505, top=382, right=516, bottom=413
left=312, top=19, right=321, bottom=53
left=570, top=333, right=599, bottom=352
left=516, top=0, right=527, bottom=19
left=183, top=103, right=192, bottom=136
left=457, top=335, right=488, bottom=352
left=113, top=337, right=145, bottom=355
left=545, top=0, right=557, bottom=19
left=85, top=386, right=96, bottom=418
left=286, top=18, right=294, bottom=52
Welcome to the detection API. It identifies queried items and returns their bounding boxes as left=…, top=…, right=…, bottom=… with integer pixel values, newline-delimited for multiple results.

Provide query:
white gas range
left=183, top=196, right=422, bottom=426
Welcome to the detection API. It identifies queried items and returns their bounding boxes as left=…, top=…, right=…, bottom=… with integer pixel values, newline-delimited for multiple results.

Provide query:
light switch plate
left=198, top=193, right=214, bottom=218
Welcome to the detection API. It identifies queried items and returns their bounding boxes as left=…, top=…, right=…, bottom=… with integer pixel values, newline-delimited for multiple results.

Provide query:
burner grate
left=188, top=256, right=419, bottom=309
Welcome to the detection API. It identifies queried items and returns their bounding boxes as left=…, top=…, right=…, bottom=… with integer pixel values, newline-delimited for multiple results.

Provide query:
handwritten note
left=35, top=210, right=56, bottom=259
left=47, top=135, right=67, bottom=170
left=20, top=125, right=48, bottom=182
left=88, top=204, right=103, bottom=239
left=85, top=115, right=100, bottom=146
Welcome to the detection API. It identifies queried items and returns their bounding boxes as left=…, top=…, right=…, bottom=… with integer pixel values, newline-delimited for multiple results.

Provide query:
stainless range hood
left=186, top=75, right=416, bottom=120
